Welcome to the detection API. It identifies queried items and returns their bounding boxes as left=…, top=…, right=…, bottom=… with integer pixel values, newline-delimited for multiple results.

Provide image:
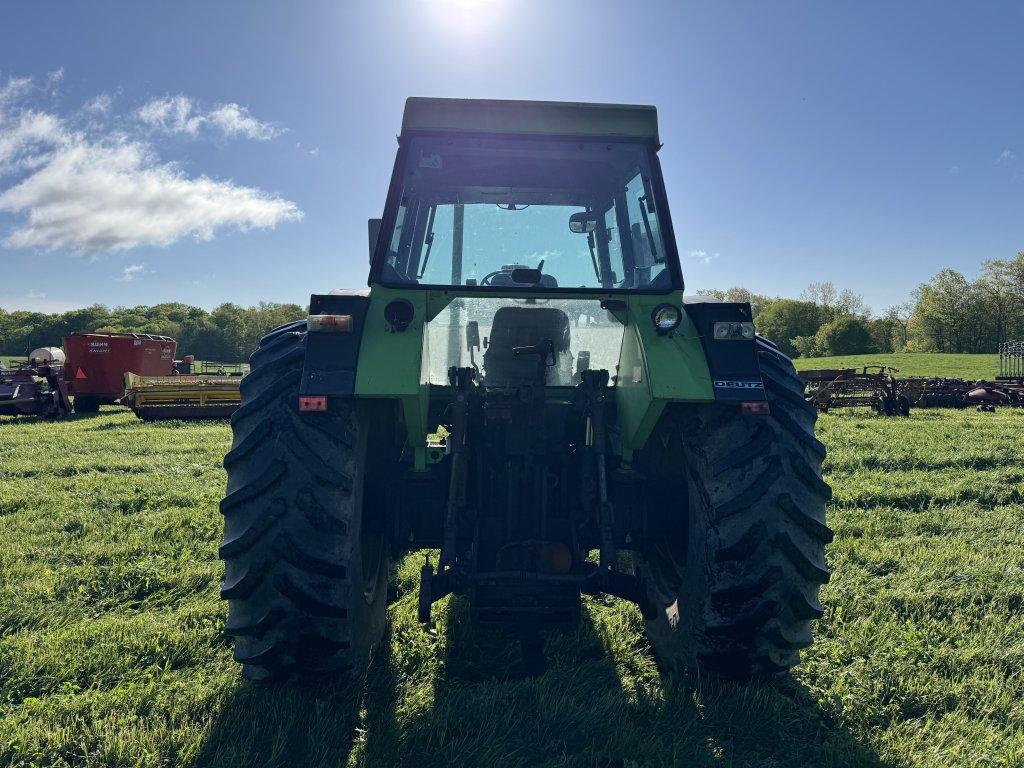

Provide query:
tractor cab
left=369, top=98, right=680, bottom=396
left=371, top=116, right=676, bottom=294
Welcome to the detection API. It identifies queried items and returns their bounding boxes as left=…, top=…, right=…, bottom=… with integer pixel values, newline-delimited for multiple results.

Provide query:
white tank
left=28, top=347, right=65, bottom=366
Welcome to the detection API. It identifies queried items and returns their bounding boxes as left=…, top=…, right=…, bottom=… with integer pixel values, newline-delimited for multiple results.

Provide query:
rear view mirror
left=569, top=211, right=600, bottom=234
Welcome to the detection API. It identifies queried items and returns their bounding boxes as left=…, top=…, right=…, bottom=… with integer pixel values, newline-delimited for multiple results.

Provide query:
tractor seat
left=483, top=306, right=571, bottom=387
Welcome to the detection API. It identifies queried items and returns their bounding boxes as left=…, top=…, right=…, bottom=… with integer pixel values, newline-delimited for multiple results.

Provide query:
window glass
left=422, top=297, right=625, bottom=387
left=378, top=137, right=674, bottom=291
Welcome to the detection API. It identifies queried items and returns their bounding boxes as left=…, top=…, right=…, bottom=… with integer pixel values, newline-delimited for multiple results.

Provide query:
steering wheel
left=479, top=270, right=506, bottom=286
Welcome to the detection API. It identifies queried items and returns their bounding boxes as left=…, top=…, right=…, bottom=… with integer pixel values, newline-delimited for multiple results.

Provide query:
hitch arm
left=580, top=369, right=616, bottom=571
left=441, top=366, right=476, bottom=569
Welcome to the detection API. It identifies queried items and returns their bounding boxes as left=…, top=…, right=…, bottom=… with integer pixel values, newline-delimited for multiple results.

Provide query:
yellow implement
left=123, top=372, right=242, bottom=420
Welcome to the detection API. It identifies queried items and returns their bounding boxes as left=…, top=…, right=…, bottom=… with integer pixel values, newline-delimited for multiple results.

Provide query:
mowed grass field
left=793, top=352, right=1000, bottom=379
left=2, top=405, right=1024, bottom=767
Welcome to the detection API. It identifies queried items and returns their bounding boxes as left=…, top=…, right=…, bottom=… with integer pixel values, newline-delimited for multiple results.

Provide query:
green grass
left=3, top=406, right=1024, bottom=766
left=792, top=352, right=999, bottom=379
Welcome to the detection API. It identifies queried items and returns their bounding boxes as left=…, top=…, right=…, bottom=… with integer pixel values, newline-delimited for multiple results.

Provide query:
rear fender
left=683, top=301, right=766, bottom=402
left=615, top=296, right=765, bottom=462
left=300, top=291, right=373, bottom=397
left=615, top=292, right=711, bottom=461
left=303, top=286, right=435, bottom=469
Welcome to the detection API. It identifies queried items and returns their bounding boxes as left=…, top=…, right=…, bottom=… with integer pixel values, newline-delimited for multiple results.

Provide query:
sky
left=0, top=0, right=1021, bottom=316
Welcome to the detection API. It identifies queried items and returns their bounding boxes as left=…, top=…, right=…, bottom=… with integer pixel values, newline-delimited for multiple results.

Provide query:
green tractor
left=220, top=98, right=831, bottom=681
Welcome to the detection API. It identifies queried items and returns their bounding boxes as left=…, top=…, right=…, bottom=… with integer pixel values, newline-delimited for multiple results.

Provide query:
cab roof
left=401, top=97, right=660, bottom=145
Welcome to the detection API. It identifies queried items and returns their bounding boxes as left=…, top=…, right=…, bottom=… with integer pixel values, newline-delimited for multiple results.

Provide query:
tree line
left=2, top=251, right=1022, bottom=362
left=0, top=302, right=306, bottom=362
left=711, top=251, right=1024, bottom=358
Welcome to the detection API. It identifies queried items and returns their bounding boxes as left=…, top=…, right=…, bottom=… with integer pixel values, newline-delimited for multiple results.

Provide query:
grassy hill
left=793, top=352, right=999, bottom=379
left=2, top=407, right=1024, bottom=766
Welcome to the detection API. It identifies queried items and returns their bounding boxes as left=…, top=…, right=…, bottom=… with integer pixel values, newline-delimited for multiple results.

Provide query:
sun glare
left=441, top=0, right=497, bottom=9
left=420, top=0, right=504, bottom=36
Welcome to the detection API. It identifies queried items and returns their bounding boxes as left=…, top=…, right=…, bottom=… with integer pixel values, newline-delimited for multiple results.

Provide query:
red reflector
left=75, top=367, right=87, bottom=380
left=298, top=396, right=328, bottom=412
left=741, top=401, right=770, bottom=416
left=308, top=314, right=353, bottom=333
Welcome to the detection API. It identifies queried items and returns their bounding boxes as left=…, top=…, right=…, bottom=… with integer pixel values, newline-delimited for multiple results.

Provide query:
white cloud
left=687, top=249, right=719, bottom=264
left=0, top=110, right=65, bottom=176
left=190, top=271, right=217, bottom=289
left=0, top=75, right=33, bottom=119
left=0, top=73, right=303, bottom=254
left=948, top=165, right=960, bottom=176
left=0, top=139, right=302, bottom=252
left=137, top=95, right=280, bottom=140
left=137, top=95, right=204, bottom=135
left=117, top=263, right=147, bottom=282
left=523, top=249, right=562, bottom=264
left=996, top=148, right=1015, bottom=165
left=84, top=93, right=113, bottom=114
left=0, top=288, right=79, bottom=313
left=208, top=103, right=281, bottom=140
left=0, top=75, right=32, bottom=99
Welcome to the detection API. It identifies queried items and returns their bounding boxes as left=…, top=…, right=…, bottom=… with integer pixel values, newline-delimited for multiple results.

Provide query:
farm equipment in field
left=196, top=361, right=247, bottom=377
left=898, top=377, right=974, bottom=409
left=803, top=363, right=1024, bottom=414
left=219, top=98, right=831, bottom=683
left=906, top=341, right=1024, bottom=410
left=899, top=377, right=968, bottom=408
left=801, top=365, right=910, bottom=415
left=999, top=340, right=1024, bottom=380
left=64, top=332, right=177, bottom=412
left=0, top=348, right=71, bottom=419
left=965, top=380, right=1024, bottom=408
left=122, top=371, right=243, bottom=420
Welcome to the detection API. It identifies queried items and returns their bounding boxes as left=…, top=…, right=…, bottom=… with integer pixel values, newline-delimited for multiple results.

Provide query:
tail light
left=713, top=321, right=755, bottom=341
left=299, top=395, right=328, bottom=412
left=308, top=314, right=353, bottom=333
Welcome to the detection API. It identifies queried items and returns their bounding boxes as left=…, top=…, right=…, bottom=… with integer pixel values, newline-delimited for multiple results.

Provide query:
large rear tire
left=641, top=338, right=832, bottom=678
left=220, top=322, right=388, bottom=680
